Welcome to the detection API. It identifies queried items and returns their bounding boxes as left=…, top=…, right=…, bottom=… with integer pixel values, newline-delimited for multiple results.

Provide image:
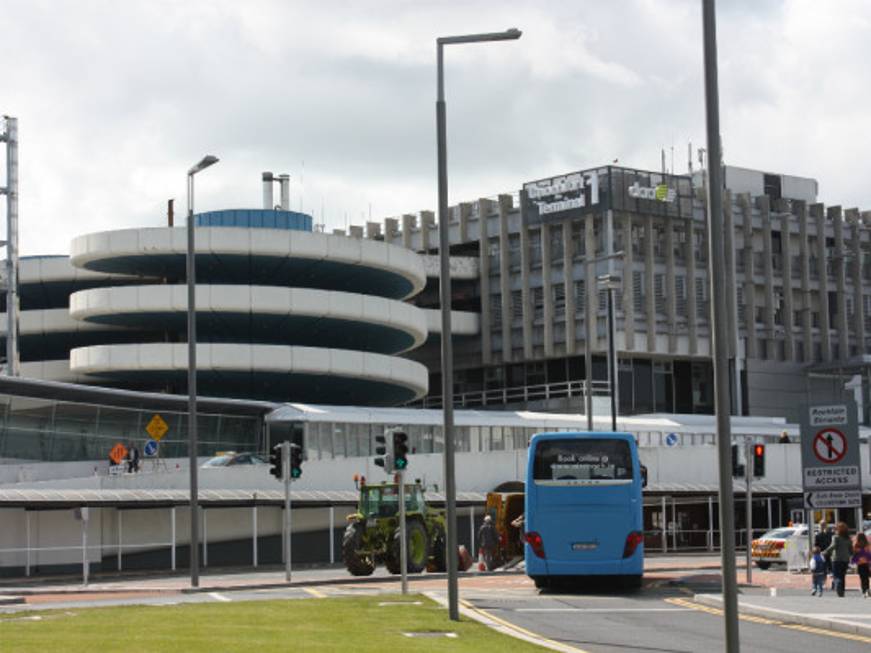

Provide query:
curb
left=1, top=568, right=524, bottom=597
left=693, top=593, right=871, bottom=638
left=0, top=595, right=25, bottom=606
left=424, top=591, right=589, bottom=653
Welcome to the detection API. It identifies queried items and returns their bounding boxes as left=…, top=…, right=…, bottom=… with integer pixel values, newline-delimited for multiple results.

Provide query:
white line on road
left=514, top=608, right=695, bottom=613
left=208, top=592, right=231, bottom=603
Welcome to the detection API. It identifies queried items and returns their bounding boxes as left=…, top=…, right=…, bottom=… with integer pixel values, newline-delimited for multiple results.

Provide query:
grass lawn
left=0, top=594, right=546, bottom=652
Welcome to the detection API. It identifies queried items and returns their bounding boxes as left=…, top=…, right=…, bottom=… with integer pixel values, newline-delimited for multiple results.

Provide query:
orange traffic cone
left=477, top=548, right=486, bottom=571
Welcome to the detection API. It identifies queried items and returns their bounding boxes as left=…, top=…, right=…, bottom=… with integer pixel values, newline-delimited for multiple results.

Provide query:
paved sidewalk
left=695, top=592, right=871, bottom=637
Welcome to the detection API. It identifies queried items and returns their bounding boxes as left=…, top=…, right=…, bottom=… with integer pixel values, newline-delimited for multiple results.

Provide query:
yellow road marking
left=302, top=587, right=327, bottom=599
left=459, top=598, right=591, bottom=653
left=665, top=597, right=871, bottom=643
left=781, top=623, right=871, bottom=644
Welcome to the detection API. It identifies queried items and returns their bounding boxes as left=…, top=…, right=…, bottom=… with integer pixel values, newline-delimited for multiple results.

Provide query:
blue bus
left=524, top=431, right=645, bottom=589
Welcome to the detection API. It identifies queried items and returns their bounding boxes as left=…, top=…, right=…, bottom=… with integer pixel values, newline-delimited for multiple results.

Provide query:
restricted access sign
left=800, top=401, right=862, bottom=509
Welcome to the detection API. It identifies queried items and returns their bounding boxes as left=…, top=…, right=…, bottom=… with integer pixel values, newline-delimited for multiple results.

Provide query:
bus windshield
left=533, top=438, right=633, bottom=482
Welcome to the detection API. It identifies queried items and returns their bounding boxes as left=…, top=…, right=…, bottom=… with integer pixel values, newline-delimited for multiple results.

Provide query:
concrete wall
left=745, top=358, right=847, bottom=423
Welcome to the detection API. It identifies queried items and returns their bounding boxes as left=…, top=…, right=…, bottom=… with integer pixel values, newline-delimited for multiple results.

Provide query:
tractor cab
left=360, top=483, right=425, bottom=520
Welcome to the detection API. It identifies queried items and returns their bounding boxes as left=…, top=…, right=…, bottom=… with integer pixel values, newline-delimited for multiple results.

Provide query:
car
left=751, top=525, right=809, bottom=569
left=201, top=452, right=268, bottom=468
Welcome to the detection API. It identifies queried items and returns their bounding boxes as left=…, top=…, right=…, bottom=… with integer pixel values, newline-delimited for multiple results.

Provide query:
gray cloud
left=1, top=0, right=869, bottom=256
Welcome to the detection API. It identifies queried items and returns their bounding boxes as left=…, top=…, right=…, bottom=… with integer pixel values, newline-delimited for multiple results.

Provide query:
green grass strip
left=0, top=594, right=547, bottom=652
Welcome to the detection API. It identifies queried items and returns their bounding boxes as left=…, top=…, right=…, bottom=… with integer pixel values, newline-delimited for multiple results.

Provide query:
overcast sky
left=1, top=0, right=869, bottom=256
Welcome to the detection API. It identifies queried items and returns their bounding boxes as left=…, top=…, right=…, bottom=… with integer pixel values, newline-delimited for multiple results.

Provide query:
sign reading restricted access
left=800, top=401, right=862, bottom=509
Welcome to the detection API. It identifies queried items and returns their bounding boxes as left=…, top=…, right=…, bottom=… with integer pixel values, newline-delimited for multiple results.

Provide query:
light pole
left=597, top=274, right=620, bottom=432
left=187, top=154, right=219, bottom=588
left=701, top=1, right=739, bottom=650
left=437, top=27, right=521, bottom=622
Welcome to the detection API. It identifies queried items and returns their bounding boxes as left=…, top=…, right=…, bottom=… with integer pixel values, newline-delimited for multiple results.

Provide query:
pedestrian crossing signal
left=393, top=431, right=409, bottom=470
left=269, top=444, right=283, bottom=481
left=753, top=444, right=765, bottom=477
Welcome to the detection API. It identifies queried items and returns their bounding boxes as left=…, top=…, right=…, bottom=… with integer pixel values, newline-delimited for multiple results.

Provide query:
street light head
left=438, top=28, right=523, bottom=46
left=188, top=155, right=219, bottom=176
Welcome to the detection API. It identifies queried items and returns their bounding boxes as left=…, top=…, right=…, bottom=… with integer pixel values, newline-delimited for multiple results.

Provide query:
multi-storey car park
left=1, top=194, right=431, bottom=405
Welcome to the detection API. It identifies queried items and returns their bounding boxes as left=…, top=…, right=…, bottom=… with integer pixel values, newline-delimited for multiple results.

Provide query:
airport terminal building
left=361, top=164, right=871, bottom=425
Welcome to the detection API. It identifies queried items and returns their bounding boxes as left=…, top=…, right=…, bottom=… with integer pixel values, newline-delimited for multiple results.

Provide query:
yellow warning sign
left=145, top=414, right=169, bottom=442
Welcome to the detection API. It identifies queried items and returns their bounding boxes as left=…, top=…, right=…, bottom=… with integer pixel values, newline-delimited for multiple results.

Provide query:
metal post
left=252, top=504, right=258, bottom=568
left=436, top=41, right=459, bottom=622
left=399, top=470, right=408, bottom=595
left=2, top=116, right=19, bottom=376
left=187, top=172, right=199, bottom=587
left=329, top=505, right=336, bottom=564
left=202, top=508, right=208, bottom=568
left=81, top=508, right=89, bottom=586
left=470, top=505, right=475, bottom=553
left=671, top=497, right=677, bottom=551
left=171, top=507, right=176, bottom=571
left=607, top=287, right=617, bottom=431
left=24, top=509, right=30, bottom=577
left=766, top=497, right=772, bottom=530
left=117, top=509, right=123, bottom=571
left=708, top=496, right=715, bottom=552
left=585, top=260, right=594, bottom=430
left=661, top=496, right=668, bottom=553
left=435, top=31, right=520, bottom=621
left=284, top=441, right=292, bottom=582
left=702, top=2, right=740, bottom=649
left=745, top=440, right=752, bottom=584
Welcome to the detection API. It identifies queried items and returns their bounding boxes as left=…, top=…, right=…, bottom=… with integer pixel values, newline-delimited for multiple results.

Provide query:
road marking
left=460, top=599, right=591, bottom=653
left=515, top=607, right=694, bottom=613
left=208, top=592, right=231, bottom=603
left=781, top=624, right=871, bottom=644
left=666, top=598, right=871, bottom=643
left=303, top=587, right=327, bottom=599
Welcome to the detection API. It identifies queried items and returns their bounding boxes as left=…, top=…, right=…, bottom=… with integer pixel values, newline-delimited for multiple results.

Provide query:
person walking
left=809, top=546, right=827, bottom=596
left=822, top=521, right=853, bottom=597
left=814, top=520, right=833, bottom=581
left=477, top=515, right=499, bottom=571
left=852, top=531, right=871, bottom=598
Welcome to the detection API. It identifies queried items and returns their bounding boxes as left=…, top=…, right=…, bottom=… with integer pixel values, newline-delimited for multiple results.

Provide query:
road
left=458, top=580, right=871, bottom=653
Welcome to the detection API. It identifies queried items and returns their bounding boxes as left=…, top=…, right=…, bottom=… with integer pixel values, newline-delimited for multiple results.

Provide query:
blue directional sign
left=144, top=439, right=159, bottom=457
left=665, top=433, right=679, bottom=447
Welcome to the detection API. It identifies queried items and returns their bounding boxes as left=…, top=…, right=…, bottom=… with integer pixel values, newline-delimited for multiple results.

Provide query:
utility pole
left=701, top=1, right=740, bottom=650
left=398, top=469, right=408, bottom=595
left=745, top=439, right=752, bottom=585
left=0, top=116, right=19, bottom=376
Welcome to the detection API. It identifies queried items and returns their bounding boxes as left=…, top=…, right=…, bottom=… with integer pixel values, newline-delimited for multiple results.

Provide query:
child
left=810, top=546, right=826, bottom=596
left=852, top=532, right=871, bottom=598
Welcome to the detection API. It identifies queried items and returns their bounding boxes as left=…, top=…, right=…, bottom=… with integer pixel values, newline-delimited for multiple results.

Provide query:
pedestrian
left=809, top=546, right=826, bottom=596
left=851, top=531, right=871, bottom=598
left=822, top=521, right=853, bottom=597
left=477, top=515, right=499, bottom=571
left=127, top=443, right=141, bottom=473
left=814, top=520, right=833, bottom=580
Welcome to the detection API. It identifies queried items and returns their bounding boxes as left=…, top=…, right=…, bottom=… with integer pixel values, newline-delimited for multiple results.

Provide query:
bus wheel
left=754, top=560, right=771, bottom=570
left=533, top=577, right=550, bottom=590
left=621, top=575, right=643, bottom=590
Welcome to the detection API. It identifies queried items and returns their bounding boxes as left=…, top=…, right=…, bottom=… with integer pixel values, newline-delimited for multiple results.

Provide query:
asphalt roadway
left=457, top=580, right=871, bottom=653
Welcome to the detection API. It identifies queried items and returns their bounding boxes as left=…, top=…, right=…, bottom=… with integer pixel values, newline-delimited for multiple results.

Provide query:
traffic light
left=752, top=444, right=765, bottom=477
left=393, top=431, right=409, bottom=471
left=289, top=429, right=304, bottom=479
left=731, top=444, right=745, bottom=478
left=374, top=433, right=393, bottom=472
left=289, top=443, right=303, bottom=478
left=269, top=443, right=284, bottom=481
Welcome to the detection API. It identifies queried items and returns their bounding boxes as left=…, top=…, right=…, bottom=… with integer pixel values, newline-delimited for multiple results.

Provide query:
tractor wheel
left=386, top=520, right=429, bottom=574
left=342, top=522, right=375, bottom=576
left=430, top=524, right=448, bottom=572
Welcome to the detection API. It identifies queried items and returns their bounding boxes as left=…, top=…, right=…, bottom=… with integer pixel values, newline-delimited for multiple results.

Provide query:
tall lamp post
left=597, top=274, right=620, bottom=432
left=437, top=28, right=521, bottom=622
left=187, top=154, right=219, bottom=588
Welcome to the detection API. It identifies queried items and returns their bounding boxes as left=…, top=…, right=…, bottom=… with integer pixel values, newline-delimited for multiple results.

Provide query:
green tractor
left=342, top=480, right=448, bottom=576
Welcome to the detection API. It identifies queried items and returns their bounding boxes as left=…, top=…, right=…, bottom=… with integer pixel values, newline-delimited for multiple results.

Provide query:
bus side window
left=640, top=464, right=648, bottom=488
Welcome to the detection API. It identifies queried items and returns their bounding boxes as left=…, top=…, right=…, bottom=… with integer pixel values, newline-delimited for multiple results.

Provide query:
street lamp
left=597, top=274, right=621, bottom=432
left=436, top=27, right=521, bottom=622
left=187, top=154, right=219, bottom=588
